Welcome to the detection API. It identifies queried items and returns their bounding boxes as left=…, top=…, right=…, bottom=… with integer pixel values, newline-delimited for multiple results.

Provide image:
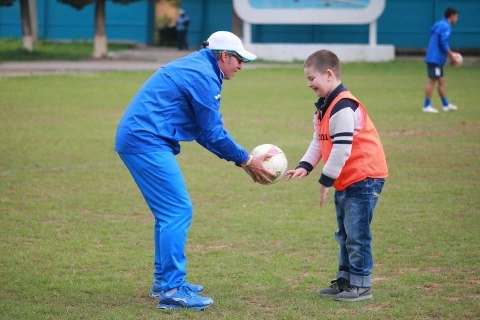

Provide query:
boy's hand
left=285, top=168, right=308, bottom=181
left=319, top=185, right=330, bottom=207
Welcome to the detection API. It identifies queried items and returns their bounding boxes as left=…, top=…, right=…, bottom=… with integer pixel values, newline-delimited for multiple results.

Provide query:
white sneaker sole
left=157, top=301, right=213, bottom=311
left=335, top=294, right=372, bottom=302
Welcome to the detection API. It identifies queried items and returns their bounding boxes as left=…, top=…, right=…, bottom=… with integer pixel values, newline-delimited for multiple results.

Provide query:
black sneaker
left=318, top=278, right=349, bottom=297
left=334, top=285, right=372, bottom=302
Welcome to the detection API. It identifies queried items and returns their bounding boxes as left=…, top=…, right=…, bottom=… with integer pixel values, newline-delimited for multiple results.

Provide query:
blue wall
left=182, top=0, right=232, bottom=48
left=377, top=0, right=480, bottom=49
left=251, top=24, right=369, bottom=45
left=183, top=0, right=480, bottom=50
left=1, top=0, right=479, bottom=50
left=0, top=0, right=154, bottom=44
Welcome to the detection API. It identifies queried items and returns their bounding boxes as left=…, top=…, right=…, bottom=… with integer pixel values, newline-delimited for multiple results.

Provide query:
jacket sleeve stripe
left=331, top=132, right=353, bottom=139
left=332, top=140, right=353, bottom=145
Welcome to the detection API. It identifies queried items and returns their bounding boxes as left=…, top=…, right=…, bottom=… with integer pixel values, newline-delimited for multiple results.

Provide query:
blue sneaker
left=157, top=286, right=213, bottom=310
left=150, top=281, right=204, bottom=298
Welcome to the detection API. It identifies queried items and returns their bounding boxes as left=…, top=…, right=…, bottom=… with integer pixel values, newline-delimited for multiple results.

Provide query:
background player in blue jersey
left=423, top=7, right=460, bottom=113
left=175, top=8, right=189, bottom=50
left=115, top=31, right=274, bottom=311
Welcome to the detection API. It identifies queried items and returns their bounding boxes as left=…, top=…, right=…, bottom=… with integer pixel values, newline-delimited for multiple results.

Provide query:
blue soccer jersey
left=425, top=19, right=452, bottom=66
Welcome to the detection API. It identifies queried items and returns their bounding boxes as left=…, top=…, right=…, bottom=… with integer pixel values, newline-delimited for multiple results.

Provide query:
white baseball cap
left=206, top=31, right=257, bottom=62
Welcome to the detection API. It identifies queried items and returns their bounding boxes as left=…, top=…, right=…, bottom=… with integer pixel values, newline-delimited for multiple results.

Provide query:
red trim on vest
left=316, top=91, right=388, bottom=191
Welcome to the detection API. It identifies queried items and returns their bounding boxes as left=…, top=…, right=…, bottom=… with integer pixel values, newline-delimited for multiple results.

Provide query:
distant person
left=115, top=31, right=274, bottom=311
left=176, top=9, right=190, bottom=50
left=285, top=49, right=388, bottom=302
left=423, top=7, right=460, bottom=113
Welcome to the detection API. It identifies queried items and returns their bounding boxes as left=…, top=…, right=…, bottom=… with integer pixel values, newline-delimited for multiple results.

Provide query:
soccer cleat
left=318, top=278, right=349, bottom=297
left=443, top=103, right=458, bottom=112
left=150, top=281, right=204, bottom=298
left=423, top=105, right=439, bottom=113
left=334, top=285, right=372, bottom=302
left=157, top=286, right=213, bottom=311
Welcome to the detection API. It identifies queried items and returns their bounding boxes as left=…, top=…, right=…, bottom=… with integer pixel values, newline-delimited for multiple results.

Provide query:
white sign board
left=233, top=0, right=385, bottom=24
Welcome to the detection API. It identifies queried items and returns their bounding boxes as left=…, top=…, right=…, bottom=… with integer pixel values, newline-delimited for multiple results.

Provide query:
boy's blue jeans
left=334, top=178, right=385, bottom=287
left=119, top=151, right=192, bottom=292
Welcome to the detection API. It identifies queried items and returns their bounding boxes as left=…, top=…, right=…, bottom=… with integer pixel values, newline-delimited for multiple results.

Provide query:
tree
left=0, top=0, right=35, bottom=52
left=58, top=0, right=141, bottom=58
left=92, top=0, right=106, bottom=58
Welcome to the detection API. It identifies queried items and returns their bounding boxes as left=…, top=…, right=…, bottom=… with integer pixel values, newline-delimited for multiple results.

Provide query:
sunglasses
left=228, top=52, right=245, bottom=64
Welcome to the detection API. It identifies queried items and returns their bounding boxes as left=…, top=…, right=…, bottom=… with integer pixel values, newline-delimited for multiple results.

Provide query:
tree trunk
left=19, top=0, right=33, bottom=52
left=93, top=0, right=107, bottom=59
left=28, top=0, right=38, bottom=43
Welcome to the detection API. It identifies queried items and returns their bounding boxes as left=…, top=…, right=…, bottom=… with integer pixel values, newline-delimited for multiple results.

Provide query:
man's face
left=218, top=52, right=244, bottom=80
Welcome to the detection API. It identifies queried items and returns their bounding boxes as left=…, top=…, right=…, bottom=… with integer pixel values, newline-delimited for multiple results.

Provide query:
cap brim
left=237, top=50, right=257, bottom=62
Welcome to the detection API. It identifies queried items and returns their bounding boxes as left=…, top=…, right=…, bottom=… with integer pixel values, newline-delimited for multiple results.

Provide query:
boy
left=285, top=49, right=388, bottom=302
left=423, top=7, right=460, bottom=113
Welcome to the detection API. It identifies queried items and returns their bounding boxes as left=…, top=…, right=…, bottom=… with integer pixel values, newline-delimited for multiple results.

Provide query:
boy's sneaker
left=334, top=285, right=372, bottom=302
left=318, top=278, right=349, bottom=297
left=443, top=103, right=458, bottom=112
left=423, top=105, right=439, bottom=113
left=157, top=286, right=213, bottom=311
left=150, top=281, right=204, bottom=298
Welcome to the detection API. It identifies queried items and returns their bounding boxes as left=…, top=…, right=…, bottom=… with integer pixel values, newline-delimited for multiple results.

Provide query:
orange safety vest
left=316, top=91, right=388, bottom=191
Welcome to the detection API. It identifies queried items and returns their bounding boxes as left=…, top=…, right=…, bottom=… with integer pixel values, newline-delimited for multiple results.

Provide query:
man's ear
left=220, top=51, right=228, bottom=62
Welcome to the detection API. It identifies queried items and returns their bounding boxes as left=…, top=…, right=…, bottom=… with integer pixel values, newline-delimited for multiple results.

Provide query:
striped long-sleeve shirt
left=296, top=84, right=365, bottom=187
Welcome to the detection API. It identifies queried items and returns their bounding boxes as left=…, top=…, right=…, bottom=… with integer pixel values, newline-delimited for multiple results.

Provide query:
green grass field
left=1, top=60, right=479, bottom=319
left=0, top=39, right=133, bottom=62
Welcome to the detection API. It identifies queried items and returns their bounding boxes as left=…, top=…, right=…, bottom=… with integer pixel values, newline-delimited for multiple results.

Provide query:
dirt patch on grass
left=363, top=303, right=386, bottom=312
left=249, top=299, right=280, bottom=312
left=372, top=275, right=390, bottom=282
left=420, top=282, right=442, bottom=291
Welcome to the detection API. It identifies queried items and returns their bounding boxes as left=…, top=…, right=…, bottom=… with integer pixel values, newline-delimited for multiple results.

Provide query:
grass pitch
left=0, top=60, right=479, bottom=319
left=0, top=39, right=133, bottom=62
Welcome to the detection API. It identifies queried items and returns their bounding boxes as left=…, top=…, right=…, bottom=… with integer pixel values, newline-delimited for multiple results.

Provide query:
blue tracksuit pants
left=118, top=151, right=192, bottom=292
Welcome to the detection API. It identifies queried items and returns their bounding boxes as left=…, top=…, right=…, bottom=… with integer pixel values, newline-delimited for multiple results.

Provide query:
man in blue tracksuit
left=115, top=31, right=274, bottom=311
left=423, top=7, right=460, bottom=113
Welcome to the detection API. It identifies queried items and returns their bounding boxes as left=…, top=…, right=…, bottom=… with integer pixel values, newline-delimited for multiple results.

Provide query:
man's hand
left=242, top=154, right=275, bottom=184
left=319, top=185, right=330, bottom=207
left=285, top=168, right=308, bottom=181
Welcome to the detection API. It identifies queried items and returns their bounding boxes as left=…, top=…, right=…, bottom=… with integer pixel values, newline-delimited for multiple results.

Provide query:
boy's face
left=451, top=13, right=458, bottom=25
left=304, top=66, right=335, bottom=97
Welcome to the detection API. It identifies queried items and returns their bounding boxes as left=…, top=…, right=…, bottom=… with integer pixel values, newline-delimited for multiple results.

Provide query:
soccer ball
left=451, top=52, right=463, bottom=66
left=250, top=144, right=288, bottom=184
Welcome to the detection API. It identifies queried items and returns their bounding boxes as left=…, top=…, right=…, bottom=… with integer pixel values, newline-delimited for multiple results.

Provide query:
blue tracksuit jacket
left=425, top=19, right=452, bottom=66
left=115, top=49, right=249, bottom=164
